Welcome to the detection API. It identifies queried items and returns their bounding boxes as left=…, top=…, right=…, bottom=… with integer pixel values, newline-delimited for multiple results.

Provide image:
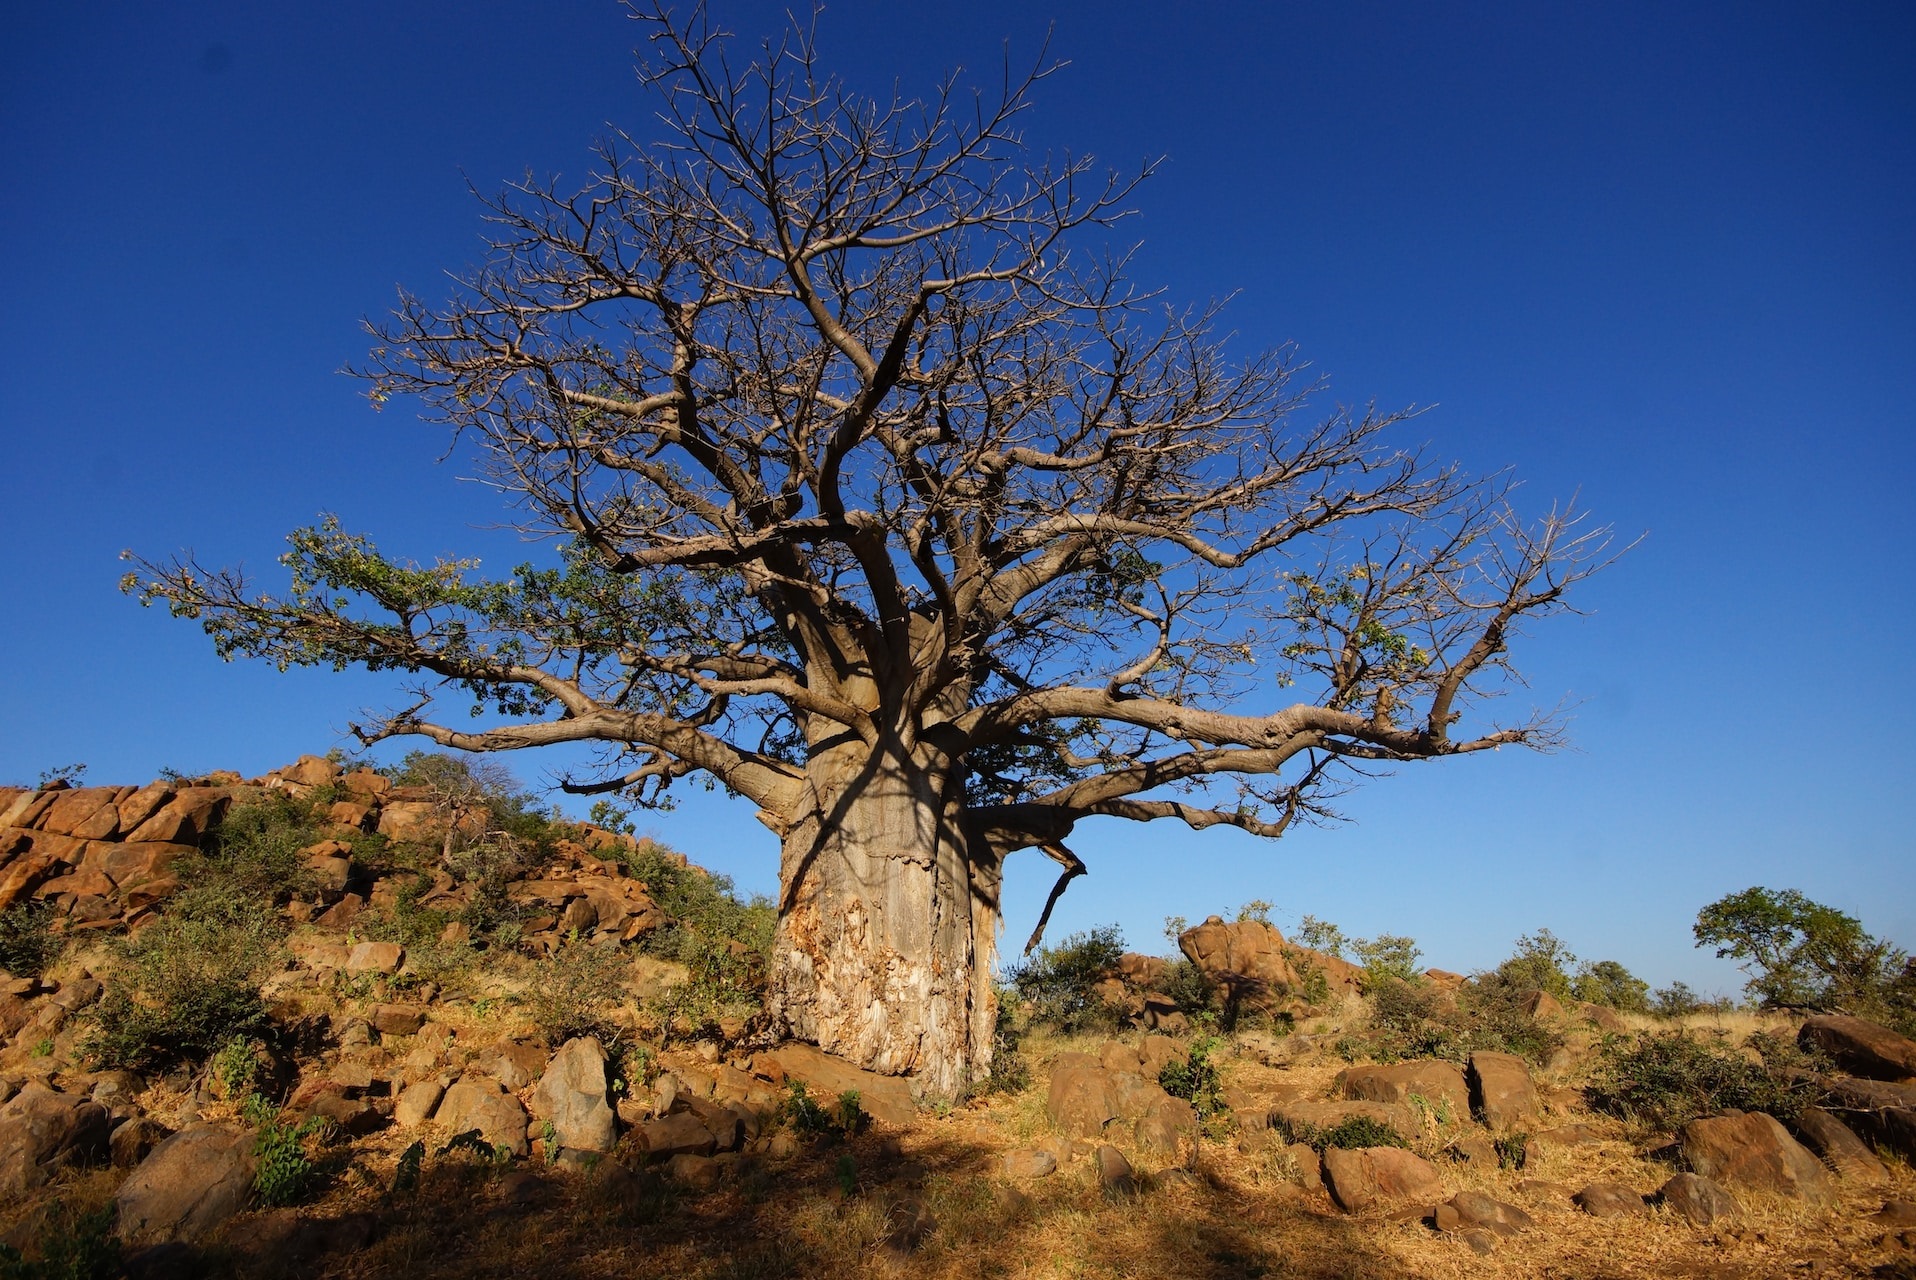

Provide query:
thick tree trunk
left=768, top=743, right=1001, bottom=1100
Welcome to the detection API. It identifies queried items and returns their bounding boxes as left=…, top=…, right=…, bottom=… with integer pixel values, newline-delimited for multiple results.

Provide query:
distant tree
left=124, top=4, right=1609, bottom=1094
left=1495, top=928, right=1579, bottom=1000
left=1694, top=886, right=1914, bottom=1029
left=1571, top=959, right=1651, bottom=1013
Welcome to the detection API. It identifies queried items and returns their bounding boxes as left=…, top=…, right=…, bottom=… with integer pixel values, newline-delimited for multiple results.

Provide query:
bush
left=1004, top=925, right=1127, bottom=1034
left=1158, top=1035, right=1226, bottom=1122
left=85, top=882, right=283, bottom=1070
left=620, top=840, right=774, bottom=1026
left=0, top=1201, right=120, bottom=1280
left=0, top=901, right=60, bottom=978
left=251, top=1110, right=325, bottom=1207
left=778, top=1080, right=863, bottom=1138
left=1340, top=971, right=1563, bottom=1066
left=522, top=940, right=625, bottom=1046
left=1571, top=959, right=1652, bottom=1013
left=1278, top=1113, right=1408, bottom=1153
left=1584, top=1029, right=1823, bottom=1132
left=1493, top=929, right=1578, bottom=1001
left=1351, top=934, right=1423, bottom=990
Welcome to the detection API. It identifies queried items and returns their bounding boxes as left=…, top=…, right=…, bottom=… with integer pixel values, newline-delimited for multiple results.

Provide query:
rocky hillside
left=2, top=755, right=1915, bottom=1279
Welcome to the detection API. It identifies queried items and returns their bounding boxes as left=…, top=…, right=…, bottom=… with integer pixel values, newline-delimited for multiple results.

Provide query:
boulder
left=116, top=1124, right=256, bottom=1243
left=368, top=1003, right=427, bottom=1036
left=1467, top=1051, right=1538, bottom=1129
left=1002, top=1148, right=1058, bottom=1178
left=1799, top=1014, right=1916, bottom=1082
left=1139, top=1035, right=1185, bottom=1080
left=531, top=1036, right=617, bottom=1153
left=436, top=1077, right=529, bottom=1158
left=36, top=788, right=121, bottom=839
left=345, top=941, right=404, bottom=974
left=1177, top=915, right=1299, bottom=1011
left=1795, top=1107, right=1889, bottom=1182
left=1047, top=1060, right=1120, bottom=1139
left=1431, top=1190, right=1534, bottom=1237
left=1321, top=1146, right=1444, bottom=1214
left=110, top=1116, right=171, bottom=1168
left=639, top=1111, right=718, bottom=1159
left=1134, top=1093, right=1197, bottom=1154
left=763, top=1043, right=917, bottom=1127
left=477, top=1039, right=548, bottom=1090
left=1271, top=1098, right=1415, bottom=1143
left=1094, top=1143, right=1137, bottom=1196
left=1656, top=1172, right=1741, bottom=1226
left=1679, top=1111, right=1832, bottom=1202
left=1337, top=1059, right=1470, bottom=1119
left=125, top=788, right=229, bottom=845
left=377, top=801, right=453, bottom=844
left=0, top=1083, right=111, bottom=1192
left=394, top=1080, right=444, bottom=1128
left=1573, top=1181, right=1649, bottom=1218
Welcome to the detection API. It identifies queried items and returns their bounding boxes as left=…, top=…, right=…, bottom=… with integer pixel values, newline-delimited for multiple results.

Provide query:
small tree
left=124, top=5, right=1608, bottom=1094
left=1694, top=886, right=1914, bottom=1028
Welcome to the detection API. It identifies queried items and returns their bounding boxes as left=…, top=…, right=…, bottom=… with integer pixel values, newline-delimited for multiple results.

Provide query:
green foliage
left=210, top=1036, right=267, bottom=1100
left=1235, top=900, right=1273, bottom=925
left=522, top=940, right=625, bottom=1046
left=1493, top=1131, right=1529, bottom=1170
left=778, top=1080, right=864, bottom=1138
left=0, top=1202, right=120, bottom=1280
left=1279, top=1113, right=1408, bottom=1153
left=1649, top=980, right=1734, bottom=1019
left=1152, top=957, right=1219, bottom=1017
left=1294, top=914, right=1349, bottom=958
left=1493, top=929, right=1578, bottom=1001
left=1351, top=934, right=1423, bottom=989
left=0, top=902, right=60, bottom=978
left=1584, top=1029, right=1824, bottom=1132
left=252, top=1111, right=325, bottom=1207
left=1694, top=886, right=1915, bottom=1032
left=1158, top=1035, right=1226, bottom=1122
left=200, top=793, right=333, bottom=900
left=1570, top=959, right=1651, bottom=1012
left=85, top=879, right=282, bottom=1070
left=1004, top=925, right=1127, bottom=1033
left=1341, top=972, right=1563, bottom=1066
left=620, top=840, right=774, bottom=1031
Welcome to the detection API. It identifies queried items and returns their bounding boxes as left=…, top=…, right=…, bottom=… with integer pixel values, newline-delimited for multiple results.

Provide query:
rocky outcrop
left=1795, top=1107, right=1889, bottom=1182
left=1177, top=916, right=1300, bottom=1013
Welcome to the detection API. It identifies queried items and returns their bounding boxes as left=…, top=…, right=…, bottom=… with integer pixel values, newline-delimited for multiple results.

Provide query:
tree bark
left=768, top=741, right=1001, bottom=1100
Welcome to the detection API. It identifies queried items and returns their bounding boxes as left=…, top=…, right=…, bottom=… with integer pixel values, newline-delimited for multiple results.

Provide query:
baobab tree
left=127, top=4, right=1609, bottom=1097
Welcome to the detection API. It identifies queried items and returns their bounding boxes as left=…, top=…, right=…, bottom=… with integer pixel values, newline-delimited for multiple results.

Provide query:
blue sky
left=3, top=2, right=1911, bottom=995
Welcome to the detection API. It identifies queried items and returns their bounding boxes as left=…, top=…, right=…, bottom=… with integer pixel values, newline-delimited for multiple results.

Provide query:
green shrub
left=1279, top=1113, right=1407, bottom=1153
left=0, top=1201, right=120, bottom=1280
left=84, top=882, right=283, bottom=1070
left=1351, top=934, right=1424, bottom=990
left=778, top=1080, right=864, bottom=1138
left=1158, top=1035, right=1226, bottom=1122
left=1151, top=957, right=1219, bottom=1017
left=1004, top=925, right=1126, bottom=1033
left=0, top=901, right=60, bottom=978
left=522, top=940, right=625, bottom=1046
left=1694, top=886, right=1915, bottom=1034
left=977, top=988, right=1031, bottom=1096
left=1584, top=1029, right=1823, bottom=1132
left=1571, top=959, right=1652, bottom=1013
left=1493, top=929, right=1578, bottom=1001
left=1340, top=972, right=1563, bottom=1066
left=199, top=793, right=333, bottom=900
left=252, top=1111, right=325, bottom=1207
left=620, top=840, right=774, bottom=1027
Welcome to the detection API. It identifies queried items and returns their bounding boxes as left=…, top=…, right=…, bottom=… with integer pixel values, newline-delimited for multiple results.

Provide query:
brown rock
left=531, top=1036, right=617, bottom=1154
left=99, top=842, right=191, bottom=886
left=1795, top=1106, right=1889, bottom=1182
left=1178, top=915, right=1300, bottom=1011
left=1272, top=1098, right=1415, bottom=1142
left=35, top=788, right=121, bottom=838
left=1447, top=1134, right=1500, bottom=1167
left=315, top=893, right=364, bottom=929
left=1522, top=989, right=1566, bottom=1019
left=339, top=769, right=392, bottom=799
left=1134, top=1093, right=1196, bottom=1153
left=1321, top=1146, right=1444, bottom=1214
left=478, top=1040, right=549, bottom=1091
left=394, top=1080, right=444, bottom=1128
left=1680, top=1111, right=1832, bottom=1202
left=125, top=787, right=229, bottom=845
left=1002, top=1148, right=1057, bottom=1178
left=327, top=800, right=373, bottom=831
left=115, top=784, right=174, bottom=834
left=1467, top=1051, right=1539, bottom=1129
left=115, top=1124, right=256, bottom=1243
left=1657, top=1172, right=1741, bottom=1226
left=307, top=854, right=353, bottom=894
left=1338, top=1059, right=1470, bottom=1119
left=1432, top=1189, right=1535, bottom=1237
left=1573, top=1181, right=1649, bottom=1218
left=1799, top=1014, right=1916, bottom=1082
left=346, top=940, right=404, bottom=973
left=368, top=1003, right=428, bottom=1036
left=1047, top=1061, right=1120, bottom=1139
left=1577, top=1002, right=1628, bottom=1033
left=640, top=1111, right=717, bottom=1158
left=109, top=1116, right=171, bottom=1168
left=1094, top=1143, right=1137, bottom=1195
left=0, top=1083, right=111, bottom=1192
left=276, top=755, right=340, bottom=788
left=436, top=1077, right=529, bottom=1158
left=377, top=801, right=450, bottom=844
left=763, top=1043, right=916, bottom=1127
left=1285, top=1142, right=1322, bottom=1189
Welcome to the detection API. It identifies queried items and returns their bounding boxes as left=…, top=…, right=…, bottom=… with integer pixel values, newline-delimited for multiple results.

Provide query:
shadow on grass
left=158, top=1126, right=1413, bottom=1280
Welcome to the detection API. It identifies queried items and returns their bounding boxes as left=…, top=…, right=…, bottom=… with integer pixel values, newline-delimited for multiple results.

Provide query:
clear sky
left=3, top=1, right=1911, bottom=997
